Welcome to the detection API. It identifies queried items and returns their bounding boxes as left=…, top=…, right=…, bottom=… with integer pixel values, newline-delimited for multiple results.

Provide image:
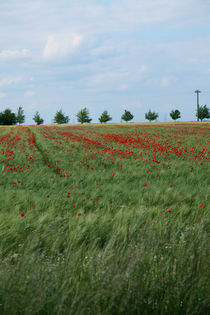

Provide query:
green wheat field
left=0, top=122, right=209, bottom=314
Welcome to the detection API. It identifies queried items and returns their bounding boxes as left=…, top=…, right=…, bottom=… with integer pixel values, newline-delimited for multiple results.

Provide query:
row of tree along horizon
left=0, top=106, right=209, bottom=125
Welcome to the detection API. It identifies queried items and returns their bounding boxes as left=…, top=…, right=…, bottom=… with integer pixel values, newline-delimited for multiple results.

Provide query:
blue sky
left=0, top=0, right=210, bottom=124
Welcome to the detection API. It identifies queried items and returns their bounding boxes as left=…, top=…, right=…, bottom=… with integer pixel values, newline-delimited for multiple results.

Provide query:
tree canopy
left=53, top=109, right=69, bottom=124
left=170, top=109, right=181, bottom=121
left=33, top=111, right=44, bottom=125
left=16, top=106, right=25, bottom=125
left=0, top=109, right=17, bottom=125
left=145, top=110, right=159, bottom=122
left=98, top=110, right=112, bottom=123
left=76, top=108, right=92, bottom=124
left=196, top=105, right=210, bottom=121
left=121, top=110, right=134, bottom=122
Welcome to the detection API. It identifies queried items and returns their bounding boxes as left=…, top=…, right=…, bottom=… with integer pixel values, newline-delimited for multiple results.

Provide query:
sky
left=0, top=0, right=210, bottom=124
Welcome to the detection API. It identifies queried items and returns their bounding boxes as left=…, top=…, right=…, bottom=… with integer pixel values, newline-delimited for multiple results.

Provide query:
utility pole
left=194, top=90, right=201, bottom=121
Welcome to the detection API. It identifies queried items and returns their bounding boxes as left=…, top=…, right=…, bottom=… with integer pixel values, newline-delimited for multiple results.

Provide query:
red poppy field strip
left=0, top=123, right=209, bottom=217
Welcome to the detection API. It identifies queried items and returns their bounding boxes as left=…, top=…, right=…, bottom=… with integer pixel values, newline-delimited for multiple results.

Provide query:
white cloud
left=156, top=36, right=210, bottom=60
left=138, top=65, right=148, bottom=74
left=0, top=92, right=6, bottom=98
left=86, top=63, right=148, bottom=89
left=112, top=0, right=207, bottom=26
left=43, top=33, right=83, bottom=61
left=145, top=78, right=158, bottom=86
left=0, top=49, right=30, bottom=61
left=119, top=84, right=129, bottom=91
left=160, top=76, right=177, bottom=87
left=0, top=77, right=23, bottom=88
left=87, top=70, right=129, bottom=86
left=24, top=91, right=36, bottom=97
left=186, top=57, right=199, bottom=63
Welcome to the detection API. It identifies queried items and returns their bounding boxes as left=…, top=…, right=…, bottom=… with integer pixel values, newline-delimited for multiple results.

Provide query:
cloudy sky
left=0, top=0, right=210, bottom=124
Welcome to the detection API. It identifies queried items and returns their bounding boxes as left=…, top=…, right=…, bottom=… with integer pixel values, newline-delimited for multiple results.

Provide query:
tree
left=98, top=110, right=112, bottom=123
left=53, top=109, right=69, bottom=124
left=16, top=106, right=25, bottom=124
left=76, top=107, right=92, bottom=124
left=121, top=110, right=134, bottom=122
left=170, top=109, right=181, bottom=121
left=33, top=111, right=44, bottom=125
left=145, top=110, right=159, bottom=122
left=0, top=108, right=17, bottom=125
left=196, top=105, right=210, bottom=121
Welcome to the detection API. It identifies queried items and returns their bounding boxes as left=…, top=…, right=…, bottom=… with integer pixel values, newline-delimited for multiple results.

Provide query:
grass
left=0, top=122, right=209, bottom=314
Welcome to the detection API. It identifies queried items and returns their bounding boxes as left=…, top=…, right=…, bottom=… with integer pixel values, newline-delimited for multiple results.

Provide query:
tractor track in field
left=28, top=127, right=63, bottom=175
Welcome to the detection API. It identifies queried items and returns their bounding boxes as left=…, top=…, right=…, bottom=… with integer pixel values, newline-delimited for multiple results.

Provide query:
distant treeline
left=0, top=106, right=209, bottom=125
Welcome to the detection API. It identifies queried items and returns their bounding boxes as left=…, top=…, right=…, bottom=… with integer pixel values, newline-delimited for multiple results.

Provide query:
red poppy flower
left=167, top=209, right=172, bottom=212
left=13, top=181, right=16, bottom=184
left=143, top=184, right=147, bottom=187
left=77, top=212, right=82, bottom=216
left=67, top=194, right=70, bottom=198
left=82, top=198, right=86, bottom=201
left=21, top=212, right=25, bottom=216
left=169, top=184, right=172, bottom=187
left=199, top=204, right=204, bottom=208
left=73, top=204, right=76, bottom=208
